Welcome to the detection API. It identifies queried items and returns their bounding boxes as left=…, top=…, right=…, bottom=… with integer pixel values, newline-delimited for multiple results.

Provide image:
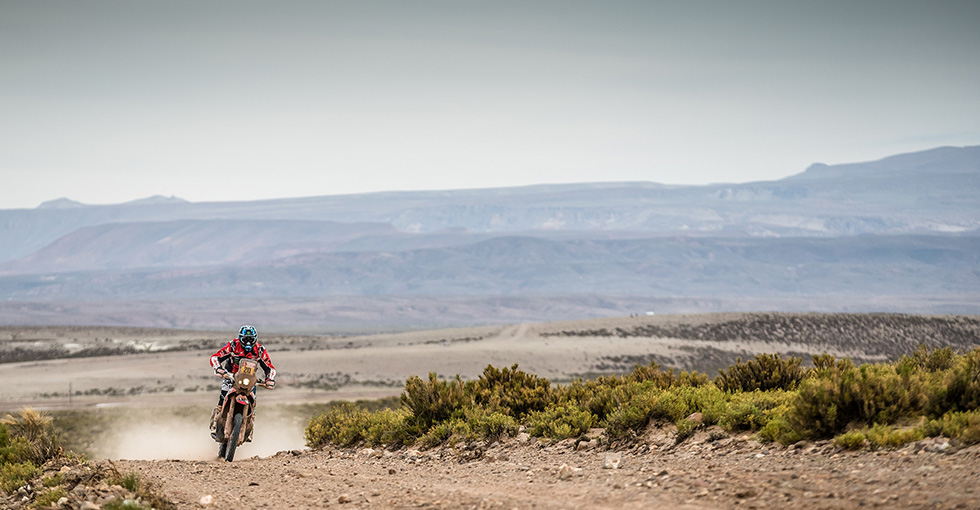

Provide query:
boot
left=209, top=407, right=220, bottom=440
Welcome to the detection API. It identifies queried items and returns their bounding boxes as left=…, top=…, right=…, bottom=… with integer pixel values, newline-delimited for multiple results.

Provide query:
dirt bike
left=210, top=357, right=273, bottom=462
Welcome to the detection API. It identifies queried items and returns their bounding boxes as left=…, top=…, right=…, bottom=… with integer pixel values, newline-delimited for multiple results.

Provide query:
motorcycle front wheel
left=224, top=411, right=243, bottom=462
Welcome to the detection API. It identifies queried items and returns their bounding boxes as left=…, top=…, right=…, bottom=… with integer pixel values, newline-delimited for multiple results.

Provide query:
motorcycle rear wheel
left=224, top=411, right=243, bottom=462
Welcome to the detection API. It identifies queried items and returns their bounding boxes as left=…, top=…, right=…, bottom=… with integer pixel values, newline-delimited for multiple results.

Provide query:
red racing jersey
left=210, top=339, right=277, bottom=381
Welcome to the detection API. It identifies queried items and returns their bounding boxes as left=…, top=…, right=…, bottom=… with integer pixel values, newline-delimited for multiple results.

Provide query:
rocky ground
left=100, top=425, right=980, bottom=510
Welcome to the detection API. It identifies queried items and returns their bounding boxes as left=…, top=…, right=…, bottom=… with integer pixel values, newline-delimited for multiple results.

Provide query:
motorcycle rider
left=209, top=325, right=277, bottom=440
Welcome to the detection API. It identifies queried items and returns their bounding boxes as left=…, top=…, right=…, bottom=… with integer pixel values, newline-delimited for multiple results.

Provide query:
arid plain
left=4, top=313, right=980, bottom=509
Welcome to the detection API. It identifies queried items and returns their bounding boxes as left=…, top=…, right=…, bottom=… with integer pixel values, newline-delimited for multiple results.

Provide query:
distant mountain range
left=1, top=145, right=977, bottom=329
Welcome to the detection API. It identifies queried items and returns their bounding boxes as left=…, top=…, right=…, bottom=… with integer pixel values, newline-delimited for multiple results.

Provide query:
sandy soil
left=114, top=430, right=980, bottom=510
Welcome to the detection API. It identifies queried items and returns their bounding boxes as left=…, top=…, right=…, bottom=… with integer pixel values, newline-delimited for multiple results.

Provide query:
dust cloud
left=96, top=411, right=307, bottom=461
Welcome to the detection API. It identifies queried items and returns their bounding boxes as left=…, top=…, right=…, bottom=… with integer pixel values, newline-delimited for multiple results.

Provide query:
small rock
left=516, top=432, right=530, bottom=443
left=59, top=466, right=72, bottom=473
left=686, top=412, right=703, bottom=425
left=57, top=496, right=69, bottom=506
left=338, top=494, right=352, bottom=504
left=576, top=440, right=595, bottom=451
left=603, top=453, right=622, bottom=469
left=80, top=502, right=101, bottom=510
left=557, top=463, right=582, bottom=480
left=199, top=494, right=214, bottom=506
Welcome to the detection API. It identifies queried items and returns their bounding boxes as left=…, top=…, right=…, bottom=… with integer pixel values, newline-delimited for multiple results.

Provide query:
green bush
left=0, top=426, right=32, bottom=466
left=472, top=364, right=553, bottom=418
left=898, top=346, right=957, bottom=374
left=924, top=349, right=980, bottom=416
left=719, top=389, right=794, bottom=433
left=864, top=424, right=924, bottom=449
left=1, top=408, right=61, bottom=465
left=303, top=348, right=980, bottom=450
left=924, top=410, right=980, bottom=444
left=362, top=409, right=413, bottom=447
left=527, top=405, right=595, bottom=440
left=400, top=373, right=470, bottom=430
left=464, top=408, right=519, bottom=442
left=716, top=353, right=805, bottom=392
left=305, top=402, right=371, bottom=448
left=42, top=473, right=63, bottom=487
left=108, top=472, right=142, bottom=493
left=834, top=430, right=867, bottom=450
left=33, top=487, right=67, bottom=507
left=417, top=418, right=475, bottom=448
left=786, top=362, right=927, bottom=439
left=1, top=461, right=38, bottom=493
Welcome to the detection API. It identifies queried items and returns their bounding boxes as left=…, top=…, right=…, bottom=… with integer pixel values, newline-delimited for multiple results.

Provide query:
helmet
left=238, top=325, right=257, bottom=351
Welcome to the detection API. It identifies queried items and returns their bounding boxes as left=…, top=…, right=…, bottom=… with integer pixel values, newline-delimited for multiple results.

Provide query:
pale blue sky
left=2, top=0, right=978, bottom=209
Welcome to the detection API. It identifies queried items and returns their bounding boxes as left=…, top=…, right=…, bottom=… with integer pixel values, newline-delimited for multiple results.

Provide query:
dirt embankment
left=114, top=428, right=980, bottom=510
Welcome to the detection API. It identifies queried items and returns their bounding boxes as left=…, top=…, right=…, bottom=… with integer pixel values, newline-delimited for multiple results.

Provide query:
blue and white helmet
left=238, top=325, right=257, bottom=351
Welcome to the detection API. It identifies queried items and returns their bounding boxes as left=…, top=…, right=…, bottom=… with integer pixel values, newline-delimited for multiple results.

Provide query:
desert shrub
left=716, top=353, right=805, bottom=392
left=362, top=409, right=413, bottom=447
left=417, top=418, right=475, bottom=448
left=834, top=424, right=925, bottom=450
left=676, top=370, right=711, bottom=388
left=923, top=410, right=980, bottom=444
left=34, top=487, right=68, bottom=507
left=1, top=408, right=61, bottom=465
left=758, top=415, right=798, bottom=444
left=108, top=472, right=142, bottom=493
left=786, top=362, right=928, bottom=439
left=605, top=391, right=658, bottom=439
left=604, top=385, right=726, bottom=439
left=400, top=373, right=470, bottom=430
left=557, top=381, right=621, bottom=421
left=0, top=425, right=32, bottom=466
left=42, top=473, right=63, bottom=487
left=898, top=345, right=957, bottom=374
left=464, top=408, right=519, bottom=442
left=305, top=402, right=371, bottom=448
left=471, top=364, right=553, bottom=418
left=675, top=417, right=700, bottom=444
left=834, top=430, right=867, bottom=450
left=811, top=353, right=838, bottom=371
left=626, top=362, right=708, bottom=388
left=924, top=348, right=980, bottom=416
left=719, top=389, right=794, bottom=433
left=527, top=405, right=595, bottom=440
left=1, top=461, right=38, bottom=493
left=864, top=423, right=924, bottom=449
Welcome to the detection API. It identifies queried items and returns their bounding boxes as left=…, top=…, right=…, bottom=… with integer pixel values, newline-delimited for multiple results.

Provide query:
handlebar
left=218, top=371, right=274, bottom=389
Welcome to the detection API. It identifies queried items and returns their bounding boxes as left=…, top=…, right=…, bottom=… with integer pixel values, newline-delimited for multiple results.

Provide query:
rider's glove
left=266, top=379, right=276, bottom=389
left=215, top=368, right=227, bottom=377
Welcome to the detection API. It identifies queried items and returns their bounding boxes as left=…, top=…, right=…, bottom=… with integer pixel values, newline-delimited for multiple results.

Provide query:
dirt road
left=117, top=429, right=980, bottom=510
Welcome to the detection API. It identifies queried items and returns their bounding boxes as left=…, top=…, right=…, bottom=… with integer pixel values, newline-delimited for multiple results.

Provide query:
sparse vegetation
left=306, top=347, right=980, bottom=452
left=0, top=407, right=172, bottom=508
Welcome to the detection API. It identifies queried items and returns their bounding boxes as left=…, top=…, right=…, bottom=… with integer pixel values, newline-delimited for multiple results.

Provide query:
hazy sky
left=2, top=0, right=978, bottom=209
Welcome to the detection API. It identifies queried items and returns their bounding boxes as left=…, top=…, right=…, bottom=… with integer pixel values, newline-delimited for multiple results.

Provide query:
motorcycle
left=210, top=357, right=273, bottom=462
